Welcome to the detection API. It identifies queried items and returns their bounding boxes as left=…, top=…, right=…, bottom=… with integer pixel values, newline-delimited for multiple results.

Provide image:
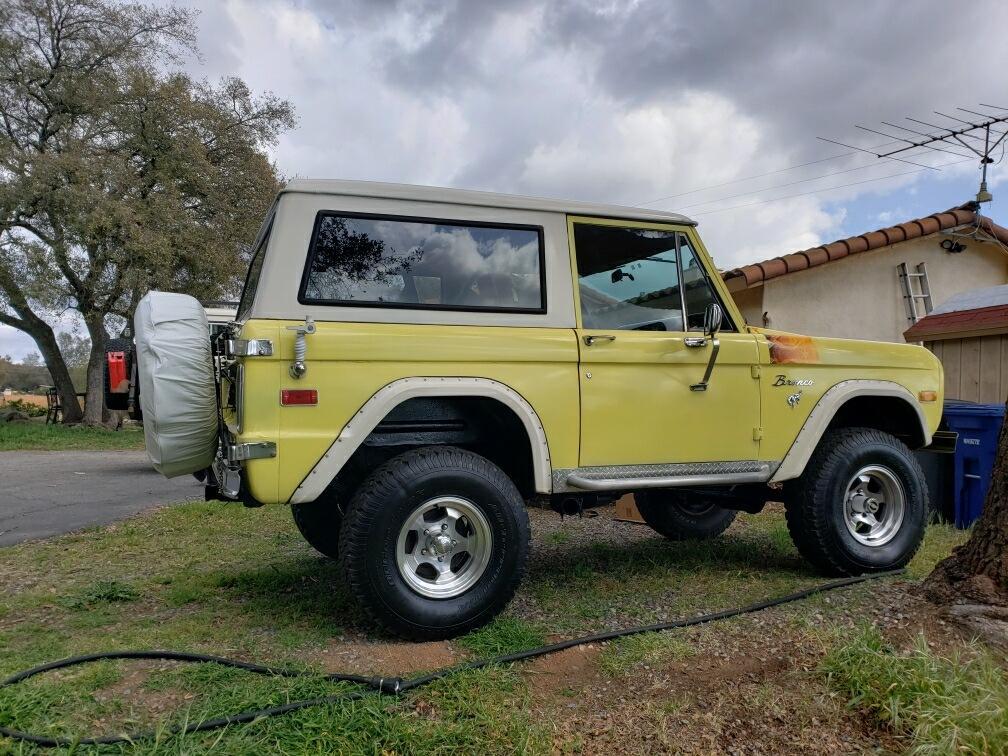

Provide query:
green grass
left=822, top=625, right=1008, bottom=754
left=456, top=616, right=547, bottom=657
left=0, top=499, right=979, bottom=754
left=0, top=421, right=145, bottom=451
left=600, top=630, right=695, bottom=676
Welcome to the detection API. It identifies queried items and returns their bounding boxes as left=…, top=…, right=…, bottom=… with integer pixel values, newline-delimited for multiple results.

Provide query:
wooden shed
left=904, top=285, right=1008, bottom=404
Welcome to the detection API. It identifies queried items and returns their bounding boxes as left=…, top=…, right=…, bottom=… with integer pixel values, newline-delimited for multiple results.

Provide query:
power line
left=689, top=157, right=973, bottom=217
left=638, top=139, right=907, bottom=206
left=673, top=158, right=918, bottom=211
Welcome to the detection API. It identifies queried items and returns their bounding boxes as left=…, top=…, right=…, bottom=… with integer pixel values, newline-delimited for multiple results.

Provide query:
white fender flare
left=289, top=377, right=553, bottom=504
left=770, top=380, right=931, bottom=484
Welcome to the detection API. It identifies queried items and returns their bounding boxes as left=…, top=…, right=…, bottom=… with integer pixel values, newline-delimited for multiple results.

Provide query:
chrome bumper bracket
left=226, top=441, right=277, bottom=463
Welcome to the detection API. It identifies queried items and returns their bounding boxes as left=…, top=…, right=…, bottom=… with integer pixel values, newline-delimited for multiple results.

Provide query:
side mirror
left=703, top=302, right=723, bottom=338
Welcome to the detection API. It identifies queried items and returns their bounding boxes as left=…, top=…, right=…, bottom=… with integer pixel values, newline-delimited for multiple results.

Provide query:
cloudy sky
left=4, top=0, right=1008, bottom=357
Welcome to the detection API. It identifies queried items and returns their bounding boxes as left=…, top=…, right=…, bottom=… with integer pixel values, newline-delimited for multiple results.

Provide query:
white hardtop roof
left=281, top=179, right=696, bottom=226
left=933, top=284, right=1008, bottom=314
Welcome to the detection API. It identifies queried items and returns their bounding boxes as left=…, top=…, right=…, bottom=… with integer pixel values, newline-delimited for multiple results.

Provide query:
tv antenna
left=819, top=105, right=1008, bottom=204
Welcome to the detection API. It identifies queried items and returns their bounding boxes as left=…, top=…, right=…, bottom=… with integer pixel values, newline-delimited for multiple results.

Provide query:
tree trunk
left=923, top=399, right=1008, bottom=606
left=82, top=314, right=109, bottom=426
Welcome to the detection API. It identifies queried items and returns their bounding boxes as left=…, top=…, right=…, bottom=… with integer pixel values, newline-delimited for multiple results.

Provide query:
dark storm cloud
left=319, top=0, right=1003, bottom=163
left=540, top=0, right=1001, bottom=157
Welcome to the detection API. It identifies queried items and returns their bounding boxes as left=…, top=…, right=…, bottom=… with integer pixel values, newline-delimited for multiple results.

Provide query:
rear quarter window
left=299, top=212, right=546, bottom=313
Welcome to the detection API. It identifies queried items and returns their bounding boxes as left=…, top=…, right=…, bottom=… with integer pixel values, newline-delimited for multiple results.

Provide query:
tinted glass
left=302, top=214, right=544, bottom=311
left=573, top=224, right=683, bottom=331
left=679, top=236, right=730, bottom=331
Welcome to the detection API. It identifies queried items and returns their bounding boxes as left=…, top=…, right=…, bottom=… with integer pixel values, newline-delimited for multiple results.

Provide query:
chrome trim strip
left=555, top=461, right=776, bottom=493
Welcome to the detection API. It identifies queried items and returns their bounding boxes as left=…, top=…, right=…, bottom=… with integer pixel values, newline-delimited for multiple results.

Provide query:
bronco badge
left=774, top=375, right=814, bottom=387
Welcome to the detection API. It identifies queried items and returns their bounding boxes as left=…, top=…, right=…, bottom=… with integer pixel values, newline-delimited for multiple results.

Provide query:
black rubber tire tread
left=337, top=446, right=530, bottom=640
left=291, top=500, right=343, bottom=559
left=634, top=490, right=738, bottom=541
left=103, top=338, right=131, bottom=412
left=783, top=427, right=928, bottom=576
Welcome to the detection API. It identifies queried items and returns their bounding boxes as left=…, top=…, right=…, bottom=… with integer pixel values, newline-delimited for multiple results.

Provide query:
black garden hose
left=0, top=569, right=904, bottom=748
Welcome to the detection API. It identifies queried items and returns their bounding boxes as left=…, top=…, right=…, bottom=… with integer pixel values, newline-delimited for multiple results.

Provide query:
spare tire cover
left=134, top=291, right=219, bottom=478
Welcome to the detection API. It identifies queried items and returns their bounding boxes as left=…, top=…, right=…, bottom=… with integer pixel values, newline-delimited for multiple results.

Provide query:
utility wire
left=674, top=158, right=916, bottom=211
left=689, top=157, right=974, bottom=217
left=638, top=139, right=906, bottom=206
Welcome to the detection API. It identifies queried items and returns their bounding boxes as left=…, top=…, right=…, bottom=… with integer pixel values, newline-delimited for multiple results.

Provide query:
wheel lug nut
left=452, top=540, right=457, bottom=546
left=441, top=524, right=448, bottom=531
left=437, top=556, right=443, bottom=562
left=421, top=549, right=427, bottom=555
left=423, top=529, right=429, bottom=535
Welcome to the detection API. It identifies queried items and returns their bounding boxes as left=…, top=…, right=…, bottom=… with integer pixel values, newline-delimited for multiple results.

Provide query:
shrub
left=3, top=398, right=47, bottom=418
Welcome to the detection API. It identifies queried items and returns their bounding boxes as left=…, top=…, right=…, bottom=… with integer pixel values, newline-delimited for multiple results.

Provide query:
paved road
left=0, top=451, right=203, bottom=546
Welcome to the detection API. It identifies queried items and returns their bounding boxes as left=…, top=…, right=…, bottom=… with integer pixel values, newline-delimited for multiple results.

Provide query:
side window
left=573, top=223, right=683, bottom=332
left=678, top=235, right=734, bottom=332
left=300, top=213, right=545, bottom=312
left=236, top=219, right=272, bottom=321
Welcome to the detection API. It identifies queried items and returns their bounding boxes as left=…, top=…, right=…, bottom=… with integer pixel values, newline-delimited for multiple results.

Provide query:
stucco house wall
left=730, top=236, right=1007, bottom=342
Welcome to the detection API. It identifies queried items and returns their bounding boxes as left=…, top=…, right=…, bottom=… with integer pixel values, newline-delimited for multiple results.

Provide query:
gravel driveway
left=0, top=450, right=202, bottom=546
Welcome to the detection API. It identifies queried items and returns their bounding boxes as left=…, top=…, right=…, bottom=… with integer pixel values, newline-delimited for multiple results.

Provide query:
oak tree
left=0, top=0, right=295, bottom=424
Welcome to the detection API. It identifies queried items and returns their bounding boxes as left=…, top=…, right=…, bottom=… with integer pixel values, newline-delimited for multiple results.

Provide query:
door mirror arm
left=690, top=303, right=723, bottom=392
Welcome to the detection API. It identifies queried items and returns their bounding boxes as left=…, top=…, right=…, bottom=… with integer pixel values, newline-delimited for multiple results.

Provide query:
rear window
left=299, top=213, right=546, bottom=312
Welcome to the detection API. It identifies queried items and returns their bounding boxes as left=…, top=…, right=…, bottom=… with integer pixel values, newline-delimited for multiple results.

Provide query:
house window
left=300, top=213, right=545, bottom=313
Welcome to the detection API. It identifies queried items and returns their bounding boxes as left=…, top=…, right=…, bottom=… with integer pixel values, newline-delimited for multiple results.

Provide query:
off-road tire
left=338, top=446, right=530, bottom=640
left=292, top=501, right=343, bottom=559
left=635, top=490, right=738, bottom=540
left=103, top=338, right=132, bottom=412
left=784, top=428, right=927, bottom=576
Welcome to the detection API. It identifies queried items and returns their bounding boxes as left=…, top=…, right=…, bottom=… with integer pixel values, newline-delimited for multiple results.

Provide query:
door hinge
left=751, top=365, right=761, bottom=379
left=226, top=339, right=273, bottom=358
left=753, top=427, right=764, bottom=441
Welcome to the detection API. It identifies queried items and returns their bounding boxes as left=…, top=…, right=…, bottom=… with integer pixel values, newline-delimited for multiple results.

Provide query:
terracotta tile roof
left=723, top=203, right=1008, bottom=288
left=904, top=302, right=1008, bottom=341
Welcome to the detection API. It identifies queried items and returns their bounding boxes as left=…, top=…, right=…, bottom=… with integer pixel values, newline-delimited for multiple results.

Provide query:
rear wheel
left=784, top=428, right=927, bottom=575
left=338, top=446, right=529, bottom=640
left=635, top=490, right=738, bottom=540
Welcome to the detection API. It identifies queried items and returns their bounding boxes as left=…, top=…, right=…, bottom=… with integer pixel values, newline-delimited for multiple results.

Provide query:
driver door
left=569, top=217, right=761, bottom=467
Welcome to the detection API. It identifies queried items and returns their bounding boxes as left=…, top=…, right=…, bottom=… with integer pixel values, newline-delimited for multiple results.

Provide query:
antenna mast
left=820, top=105, right=1008, bottom=204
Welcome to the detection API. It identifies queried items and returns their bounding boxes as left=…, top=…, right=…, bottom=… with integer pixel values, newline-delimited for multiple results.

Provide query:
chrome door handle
left=683, top=336, right=708, bottom=348
left=583, top=334, right=616, bottom=346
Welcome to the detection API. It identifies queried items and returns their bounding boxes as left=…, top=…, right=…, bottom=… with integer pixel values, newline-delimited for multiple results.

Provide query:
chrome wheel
left=843, top=465, right=905, bottom=546
left=395, top=496, right=492, bottom=599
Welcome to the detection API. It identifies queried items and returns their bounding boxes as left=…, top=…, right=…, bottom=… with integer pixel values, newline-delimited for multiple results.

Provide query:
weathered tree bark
left=923, top=400, right=1008, bottom=606
left=81, top=315, right=109, bottom=426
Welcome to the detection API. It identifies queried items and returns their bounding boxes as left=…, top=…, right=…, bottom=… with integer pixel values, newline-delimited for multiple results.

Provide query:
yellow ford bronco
left=132, top=180, right=943, bottom=640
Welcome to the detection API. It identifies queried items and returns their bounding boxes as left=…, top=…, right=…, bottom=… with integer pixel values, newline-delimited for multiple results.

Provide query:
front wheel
left=784, top=428, right=927, bottom=575
left=338, top=446, right=530, bottom=640
left=634, top=490, right=738, bottom=540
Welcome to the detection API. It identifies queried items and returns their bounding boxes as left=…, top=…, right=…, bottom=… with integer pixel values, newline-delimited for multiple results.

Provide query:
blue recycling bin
left=942, top=400, right=1006, bottom=528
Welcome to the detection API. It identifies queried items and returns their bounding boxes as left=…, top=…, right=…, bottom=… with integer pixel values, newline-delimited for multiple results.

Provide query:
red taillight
left=281, top=389, right=318, bottom=406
